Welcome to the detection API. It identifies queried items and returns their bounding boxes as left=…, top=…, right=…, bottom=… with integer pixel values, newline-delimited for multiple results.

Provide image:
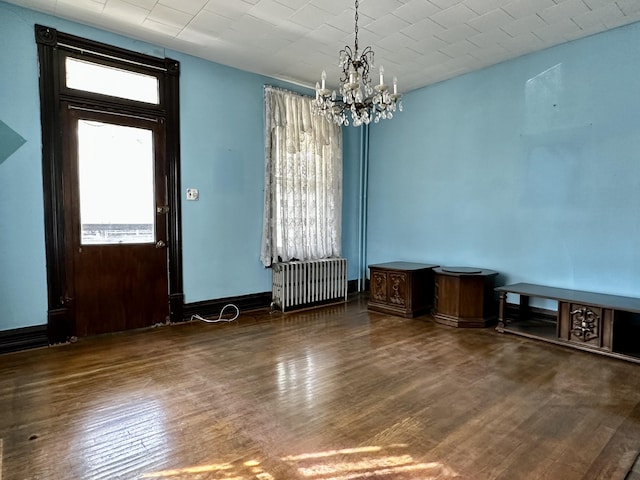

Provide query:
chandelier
left=312, top=0, right=403, bottom=127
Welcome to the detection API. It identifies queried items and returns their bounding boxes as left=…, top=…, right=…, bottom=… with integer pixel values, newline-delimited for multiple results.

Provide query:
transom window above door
left=65, top=57, right=160, bottom=104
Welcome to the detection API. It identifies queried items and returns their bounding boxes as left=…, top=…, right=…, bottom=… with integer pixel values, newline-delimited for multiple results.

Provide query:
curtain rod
left=60, top=42, right=168, bottom=72
left=264, top=84, right=313, bottom=100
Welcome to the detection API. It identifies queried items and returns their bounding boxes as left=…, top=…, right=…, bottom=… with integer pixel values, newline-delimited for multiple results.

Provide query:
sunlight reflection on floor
left=79, top=396, right=169, bottom=476
left=142, top=444, right=458, bottom=479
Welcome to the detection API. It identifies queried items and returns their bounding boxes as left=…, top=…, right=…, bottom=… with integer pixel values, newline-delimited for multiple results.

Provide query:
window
left=260, top=86, right=343, bottom=266
left=65, top=57, right=160, bottom=104
left=77, top=120, right=156, bottom=245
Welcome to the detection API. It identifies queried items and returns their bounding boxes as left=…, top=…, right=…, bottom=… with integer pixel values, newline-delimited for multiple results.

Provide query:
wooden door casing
left=36, top=25, right=183, bottom=343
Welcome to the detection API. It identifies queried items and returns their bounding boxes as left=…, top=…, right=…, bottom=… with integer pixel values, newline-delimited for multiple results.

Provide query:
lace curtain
left=260, top=86, right=343, bottom=267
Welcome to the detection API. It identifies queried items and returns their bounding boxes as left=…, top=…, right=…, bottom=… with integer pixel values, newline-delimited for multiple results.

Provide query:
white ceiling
left=6, top=0, right=640, bottom=92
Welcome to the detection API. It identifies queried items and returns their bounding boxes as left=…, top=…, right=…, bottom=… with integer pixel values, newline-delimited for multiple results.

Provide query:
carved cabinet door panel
left=371, top=271, right=388, bottom=302
left=389, top=272, right=407, bottom=306
left=560, top=301, right=613, bottom=350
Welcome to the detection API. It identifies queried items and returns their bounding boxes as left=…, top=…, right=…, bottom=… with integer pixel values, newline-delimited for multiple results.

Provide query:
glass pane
left=77, top=120, right=155, bottom=245
left=66, top=57, right=160, bottom=104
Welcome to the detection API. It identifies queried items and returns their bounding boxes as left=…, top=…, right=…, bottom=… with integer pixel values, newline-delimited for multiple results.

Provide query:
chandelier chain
left=354, top=0, right=359, bottom=54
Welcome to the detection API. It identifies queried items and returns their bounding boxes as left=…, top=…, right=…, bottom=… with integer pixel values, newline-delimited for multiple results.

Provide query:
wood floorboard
left=627, top=452, right=640, bottom=480
left=1, top=294, right=640, bottom=479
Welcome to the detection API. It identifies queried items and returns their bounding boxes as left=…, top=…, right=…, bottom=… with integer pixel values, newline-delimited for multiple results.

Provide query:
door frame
left=35, top=25, right=184, bottom=343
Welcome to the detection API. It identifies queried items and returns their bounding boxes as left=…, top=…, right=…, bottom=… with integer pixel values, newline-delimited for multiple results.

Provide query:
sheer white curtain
left=261, top=86, right=342, bottom=267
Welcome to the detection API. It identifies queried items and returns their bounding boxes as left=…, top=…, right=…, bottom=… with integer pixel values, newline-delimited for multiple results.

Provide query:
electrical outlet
left=186, top=188, right=199, bottom=201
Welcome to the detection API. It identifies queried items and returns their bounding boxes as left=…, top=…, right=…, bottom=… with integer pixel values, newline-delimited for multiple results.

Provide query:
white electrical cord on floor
left=191, top=303, right=240, bottom=323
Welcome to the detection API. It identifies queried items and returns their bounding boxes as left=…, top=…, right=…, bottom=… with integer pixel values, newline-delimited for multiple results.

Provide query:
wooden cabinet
left=368, top=262, right=438, bottom=318
left=433, top=267, right=498, bottom=327
left=496, top=283, right=640, bottom=363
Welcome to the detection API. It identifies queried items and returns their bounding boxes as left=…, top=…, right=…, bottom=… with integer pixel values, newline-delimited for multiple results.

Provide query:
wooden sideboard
left=433, top=267, right=498, bottom=327
left=368, top=262, right=438, bottom=318
left=496, top=282, right=640, bottom=363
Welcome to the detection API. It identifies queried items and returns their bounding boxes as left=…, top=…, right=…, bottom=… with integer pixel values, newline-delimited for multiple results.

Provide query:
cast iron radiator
left=272, top=258, right=348, bottom=312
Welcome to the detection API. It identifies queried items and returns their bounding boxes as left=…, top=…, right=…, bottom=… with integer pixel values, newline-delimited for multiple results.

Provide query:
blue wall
left=3, top=0, right=639, bottom=333
left=0, top=4, right=48, bottom=331
left=0, top=1, right=362, bottom=331
left=367, top=21, right=640, bottom=298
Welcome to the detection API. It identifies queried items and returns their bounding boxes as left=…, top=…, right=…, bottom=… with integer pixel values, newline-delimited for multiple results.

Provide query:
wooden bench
left=495, top=283, right=640, bottom=364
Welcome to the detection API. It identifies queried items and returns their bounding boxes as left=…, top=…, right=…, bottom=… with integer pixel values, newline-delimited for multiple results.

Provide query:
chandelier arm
left=339, top=45, right=355, bottom=84
left=359, top=47, right=374, bottom=86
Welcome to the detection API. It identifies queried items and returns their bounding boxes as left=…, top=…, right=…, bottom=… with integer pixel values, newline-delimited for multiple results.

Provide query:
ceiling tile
left=117, top=0, right=156, bottom=10
left=393, top=0, right=440, bottom=23
left=431, top=3, right=478, bottom=28
left=411, top=49, right=452, bottom=64
left=502, top=31, right=546, bottom=53
left=410, top=35, right=450, bottom=52
left=142, top=17, right=182, bottom=36
left=289, top=3, right=335, bottom=29
left=469, top=43, right=511, bottom=63
left=249, top=0, right=296, bottom=24
left=309, top=0, right=348, bottom=14
left=468, top=8, right=514, bottom=32
left=533, top=17, right=583, bottom=43
left=502, top=0, right=555, bottom=19
left=274, top=0, right=308, bottom=9
left=183, top=9, right=234, bottom=35
left=306, top=24, right=348, bottom=46
left=148, top=4, right=192, bottom=29
left=572, top=3, right=623, bottom=29
left=434, top=23, right=480, bottom=43
left=358, top=0, right=405, bottom=20
left=468, top=27, right=513, bottom=48
left=203, top=0, right=252, bottom=20
left=440, top=39, right=480, bottom=57
left=327, top=8, right=375, bottom=33
left=56, top=0, right=104, bottom=15
left=582, top=0, right=614, bottom=8
left=463, top=0, right=510, bottom=16
left=159, top=0, right=207, bottom=15
left=364, top=14, right=411, bottom=37
left=430, top=0, right=463, bottom=9
left=616, top=0, right=640, bottom=16
left=500, top=14, right=549, bottom=37
left=102, top=0, right=150, bottom=24
left=538, top=0, right=590, bottom=24
left=376, top=31, right=416, bottom=51
left=401, top=17, right=446, bottom=41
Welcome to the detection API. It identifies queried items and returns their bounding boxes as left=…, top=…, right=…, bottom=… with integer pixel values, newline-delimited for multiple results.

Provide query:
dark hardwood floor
left=1, top=294, right=640, bottom=480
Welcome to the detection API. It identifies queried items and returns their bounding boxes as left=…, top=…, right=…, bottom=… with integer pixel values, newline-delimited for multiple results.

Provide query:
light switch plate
left=186, top=188, right=199, bottom=201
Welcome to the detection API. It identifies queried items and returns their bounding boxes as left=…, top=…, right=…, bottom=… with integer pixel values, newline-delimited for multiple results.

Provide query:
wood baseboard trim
left=0, top=324, right=49, bottom=355
left=183, top=292, right=272, bottom=320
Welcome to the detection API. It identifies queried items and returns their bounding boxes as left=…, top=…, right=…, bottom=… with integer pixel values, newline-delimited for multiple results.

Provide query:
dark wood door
left=62, top=104, right=170, bottom=336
